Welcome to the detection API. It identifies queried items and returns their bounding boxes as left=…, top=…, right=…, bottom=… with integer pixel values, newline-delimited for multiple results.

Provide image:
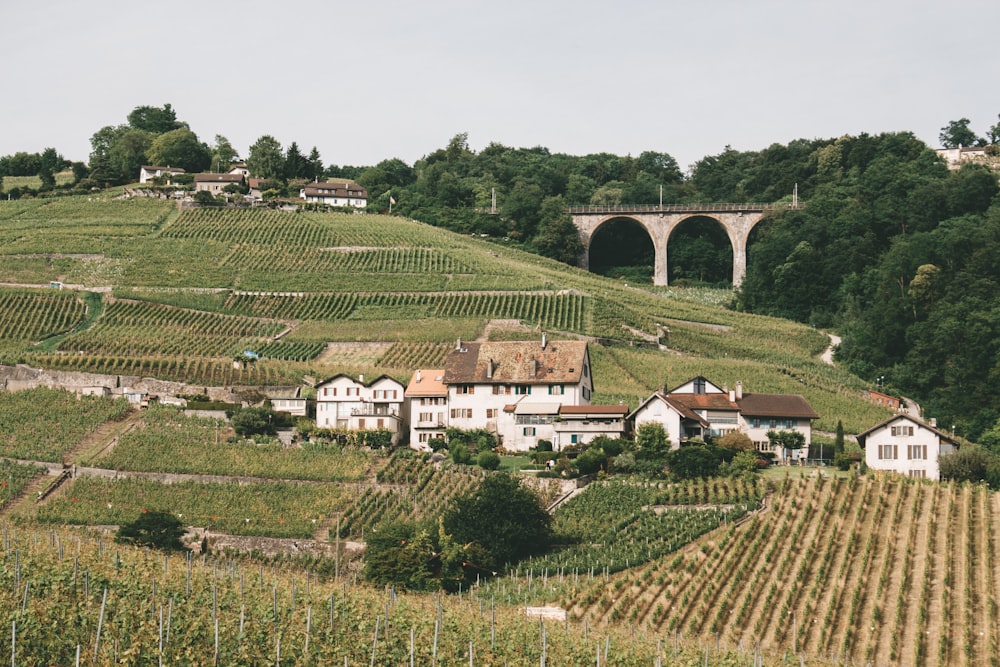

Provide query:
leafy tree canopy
left=116, top=510, right=186, bottom=551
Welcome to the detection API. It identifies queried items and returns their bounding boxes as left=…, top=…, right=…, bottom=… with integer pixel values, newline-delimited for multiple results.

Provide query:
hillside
left=0, top=195, right=889, bottom=433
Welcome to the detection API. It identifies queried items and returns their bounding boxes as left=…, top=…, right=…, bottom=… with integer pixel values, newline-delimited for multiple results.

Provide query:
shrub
left=477, top=450, right=501, bottom=470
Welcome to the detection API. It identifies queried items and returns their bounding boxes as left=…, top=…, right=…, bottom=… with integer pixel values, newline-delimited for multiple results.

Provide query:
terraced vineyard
left=558, top=476, right=1000, bottom=667
left=0, top=197, right=888, bottom=432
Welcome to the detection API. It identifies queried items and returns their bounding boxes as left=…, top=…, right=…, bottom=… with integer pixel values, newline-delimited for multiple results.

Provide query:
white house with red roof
left=629, top=376, right=819, bottom=463
left=405, top=369, right=448, bottom=450
left=438, top=337, right=592, bottom=451
left=857, top=414, right=958, bottom=480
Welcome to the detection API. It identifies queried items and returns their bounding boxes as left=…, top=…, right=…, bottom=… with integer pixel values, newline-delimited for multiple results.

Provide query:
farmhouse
left=315, top=373, right=405, bottom=445
left=300, top=181, right=368, bottom=208
left=194, top=172, right=245, bottom=194
left=439, top=337, right=592, bottom=452
left=138, top=165, right=185, bottom=183
left=629, top=377, right=819, bottom=463
left=857, top=414, right=959, bottom=480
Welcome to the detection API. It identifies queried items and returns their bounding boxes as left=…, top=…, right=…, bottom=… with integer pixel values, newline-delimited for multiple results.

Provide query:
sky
left=3, top=0, right=999, bottom=173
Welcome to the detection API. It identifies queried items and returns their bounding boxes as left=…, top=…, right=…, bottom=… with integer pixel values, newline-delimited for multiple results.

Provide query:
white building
left=551, top=404, right=630, bottom=451
left=266, top=387, right=307, bottom=418
left=628, top=376, right=819, bottom=463
left=139, top=165, right=185, bottom=184
left=315, top=373, right=405, bottom=445
left=405, top=369, right=448, bottom=450
left=858, top=414, right=959, bottom=480
left=300, top=182, right=368, bottom=208
left=441, top=337, right=593, bottom=452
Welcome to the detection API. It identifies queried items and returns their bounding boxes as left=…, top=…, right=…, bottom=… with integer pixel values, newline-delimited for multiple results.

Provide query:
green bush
left=477, top=450, right=501, bottom=470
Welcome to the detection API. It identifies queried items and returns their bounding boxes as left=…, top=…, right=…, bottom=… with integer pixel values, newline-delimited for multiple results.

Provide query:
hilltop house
left=414, top=337, right=592, bottom=452
left=266, top=387, right=308, bottom=418
left=300, top=181, right=368, bottom=208
left=629, top=376, right=819, bottom=463
left=315, top=374, right=406, bottom=445
left=858, top=414, right=959, bottom=480
left=139, top=165, right=185, bottom=183
left=194, top=172, right=244, bottom=194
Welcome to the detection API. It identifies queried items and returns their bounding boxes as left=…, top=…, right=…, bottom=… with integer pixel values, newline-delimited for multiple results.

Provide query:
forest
left=2, top=106, right=1000, bottom=443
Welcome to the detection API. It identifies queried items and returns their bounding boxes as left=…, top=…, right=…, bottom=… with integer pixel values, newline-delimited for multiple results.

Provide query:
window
left=492, top=385, right=511, bottom=395
left=486, top=409, right=497, bottom=419
left=752, top=418, right=762, bottom=428
left=909, top=469, right=926, bottom=479
left=514, top=385, right=530, bottom=395
left=582, top=387, right=591, bottom=401
left=693, top=378, right=706, bottom=394
left=878, top=444, right=898, bottom=460
left=549, top=385, right=564, bottom=395
left=358, top=419, right=365, bottom=429
left=907, top=444, right=927, bottom=460
left=456, top=385, right=474, bottom=395
left=891, top=425, right=914, bottom=437
left=570, top=434, right=579, bottom=444
left=420, top=397, right=445, bottom=406
left=419, top=412, right=433, bottom=422
left=523, top=427, right=536, bottom=436
left=450, top=408, right=472, bottom=419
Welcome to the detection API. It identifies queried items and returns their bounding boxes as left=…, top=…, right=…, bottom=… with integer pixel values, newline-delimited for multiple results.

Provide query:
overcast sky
left=3, top=0, right=999, bottom=172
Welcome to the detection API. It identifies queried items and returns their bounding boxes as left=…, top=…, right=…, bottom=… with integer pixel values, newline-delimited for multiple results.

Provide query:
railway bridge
left=569, top=203, right=797, bottom=287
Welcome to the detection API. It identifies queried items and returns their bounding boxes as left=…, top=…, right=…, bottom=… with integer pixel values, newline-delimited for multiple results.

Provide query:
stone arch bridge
left=570, top=203, right=797, bottom=287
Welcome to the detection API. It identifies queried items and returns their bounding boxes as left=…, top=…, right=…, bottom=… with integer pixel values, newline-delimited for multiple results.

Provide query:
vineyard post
left=213, top=618, right=219, bottom=666
left=410, top=626, right=415, bottom=667
left=304, top=606, right=311, bottom=656
left=10, top=620, right=14, bottom=667
left=94, top=587, right=108, bottom=658
left=370, top=615, right=380, bottom=667
left=432, top=619, right=439, bottom=666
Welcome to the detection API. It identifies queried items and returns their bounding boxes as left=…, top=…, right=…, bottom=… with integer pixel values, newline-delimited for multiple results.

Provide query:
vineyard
left=0, top=521, right=845, bottom=666
left=0, top=289, right=87, bottom=342
left=548, top=475, right=1000, bottom=667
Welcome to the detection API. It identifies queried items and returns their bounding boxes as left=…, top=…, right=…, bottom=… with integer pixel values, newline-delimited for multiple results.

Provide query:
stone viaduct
left=570, top=203, right=796, bottom=287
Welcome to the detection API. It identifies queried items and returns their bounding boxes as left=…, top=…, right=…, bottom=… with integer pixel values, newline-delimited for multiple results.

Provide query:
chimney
left=541, top=333, right=547, bottom=350
left=929, top=417, right=937, bottom=427
left=456, top=337, right=462, bottom=351
left=416, top=370, right=422, bottom=383
left=358, top=373, right=364, bottom=384
left=729, top=388, right=736, bottom=402
left=736, top=381, right=743, bottom=400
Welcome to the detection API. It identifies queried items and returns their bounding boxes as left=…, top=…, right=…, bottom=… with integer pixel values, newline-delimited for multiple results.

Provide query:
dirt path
left=821, top=333, right=840, bottom=366
left=64, top=410, right=143, bottom=466
left=0, top=470, right=62, bottom=519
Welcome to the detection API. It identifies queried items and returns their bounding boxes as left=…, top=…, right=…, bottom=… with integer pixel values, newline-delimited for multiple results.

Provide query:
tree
left=211, top=135, right=239, bottom=173
left=477, top=450, right=501, bottom=470
left=834, top=420, right=845, bottom=456
left=116, top=510, right=186, bottom=551
left=939, top=118, right=983, bottom=148
left=106, top=128, right=154, bottom=183
left=442, top=474, right=551, bottom=571
left=767, top=429, right=806, bottom=462
left=229, top=406, right=277, bottom=436
left=307, top=147, right=324, bottom=181
left=285, top=142, right=308, bottom=180
left=987, top=115, right=1000, bottom=145
left=146, top=128, right=211, bottom=173
left=534, top=195, right=583, bottom=265
left=127, top=104, right=183, bottom=134
left=247, top=135, right=285, bottom=179
left=716, top=431, right=754, bottom=452
left=666, top=444, right=722, bottom=479
left=362, top=521, right=436, bottom=590
left=940, top=445, right=995, bottom=485
left=635, top=422, right=670, bottom=462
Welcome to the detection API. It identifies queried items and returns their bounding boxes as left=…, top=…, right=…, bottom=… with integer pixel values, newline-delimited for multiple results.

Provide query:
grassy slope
left=0, top=195, right=890, bottom=432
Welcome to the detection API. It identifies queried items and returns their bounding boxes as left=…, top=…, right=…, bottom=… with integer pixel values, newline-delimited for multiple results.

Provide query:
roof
left=514, top=402, right=561, bottom=415
left=856, top=413, right=959, bottom=447
left=194, top=173, right=244, bottom=183
left=301, top=182, right=368, bottom=199
left=405, top=369, right=447, bottom=397
left=141, top=165, right=186, bottom=173
left=316, top=373, right=404, bottom=389
left=668, top=393, right=740, bottom=411
left=559, top=404, right=629, bottom=417
left=737, top=393, right=819, bottom=419
left=627, top=392, right=711, bottom=427
left=443, top=340, right=589, bottom=385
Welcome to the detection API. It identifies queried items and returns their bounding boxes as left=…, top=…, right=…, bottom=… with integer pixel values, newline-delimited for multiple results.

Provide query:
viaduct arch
left=570, top=203, right=794, bottom=287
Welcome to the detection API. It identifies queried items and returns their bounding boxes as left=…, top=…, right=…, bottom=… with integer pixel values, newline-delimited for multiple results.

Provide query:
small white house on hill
left=858, top=414, right=959, bottom=480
